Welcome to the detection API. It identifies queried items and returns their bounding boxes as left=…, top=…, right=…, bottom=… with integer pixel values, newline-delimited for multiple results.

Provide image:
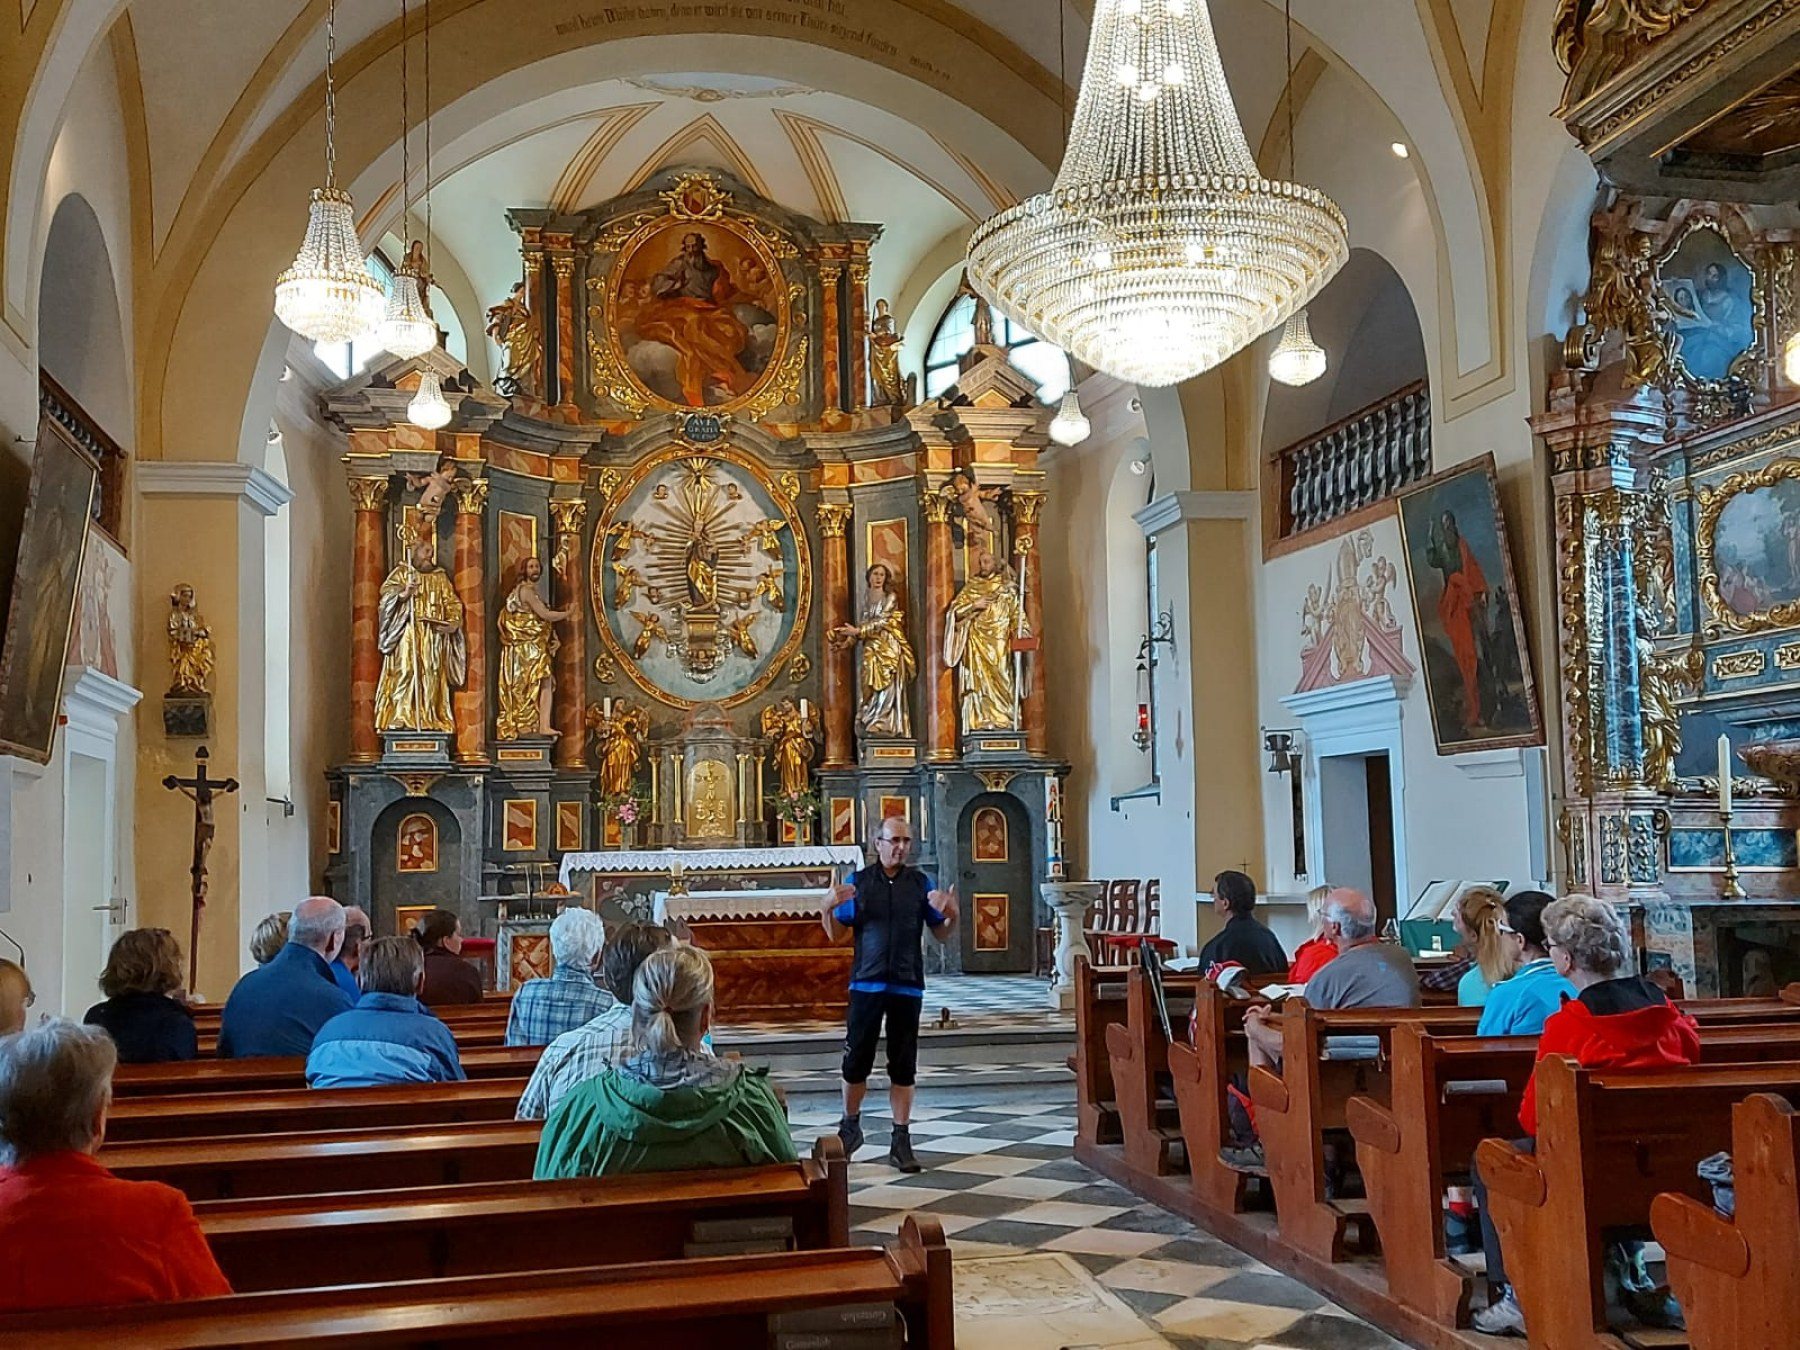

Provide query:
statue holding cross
left=162, top=746, right=239, bottom=993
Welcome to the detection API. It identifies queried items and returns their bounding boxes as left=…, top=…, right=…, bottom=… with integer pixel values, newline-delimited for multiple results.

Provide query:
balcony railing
left=1275, top=379, right=1430, bottom=540
left=39, top=369, right=126, bottom=545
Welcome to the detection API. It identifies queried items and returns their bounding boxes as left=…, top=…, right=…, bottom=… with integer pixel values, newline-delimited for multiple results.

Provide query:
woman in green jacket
left=534, top=943, right=796, bottom=1178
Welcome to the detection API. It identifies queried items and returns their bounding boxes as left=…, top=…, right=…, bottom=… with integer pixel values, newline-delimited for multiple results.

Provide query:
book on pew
left=1320, top=1034, right=1382, bottom=1061
left=1443, top=1078, right=1510, bottom=1096
left=770, top=1302, right=898, bottom=1332
left=684, top=1237, right=793, bottom=1257
left=690, top=1215, right=797, bottom=1244
left=770, top=1330, right=905, bottom=1350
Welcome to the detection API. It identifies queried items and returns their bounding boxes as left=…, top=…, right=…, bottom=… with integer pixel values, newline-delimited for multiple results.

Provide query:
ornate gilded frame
left=1652, top=211, right=1764, bottom=393
left=588, top=441, right=813, bottom=711
left=586, top=173, right=808, bottom=420
left=1695, top=455, right=1800, bottom=637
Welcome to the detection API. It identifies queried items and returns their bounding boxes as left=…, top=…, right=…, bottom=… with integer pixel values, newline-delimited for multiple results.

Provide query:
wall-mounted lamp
left=1133, top=609, right=1176, bottom=753
left=1264, top=729, right=1301, bottom=775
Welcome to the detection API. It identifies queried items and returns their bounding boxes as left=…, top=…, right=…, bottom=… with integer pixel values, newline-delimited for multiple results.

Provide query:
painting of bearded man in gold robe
left=616, top=225, right=778, bottom=409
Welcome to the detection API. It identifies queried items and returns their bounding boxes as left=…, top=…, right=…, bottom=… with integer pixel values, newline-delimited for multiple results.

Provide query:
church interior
left=1, top=0, right=1799, bottom=1345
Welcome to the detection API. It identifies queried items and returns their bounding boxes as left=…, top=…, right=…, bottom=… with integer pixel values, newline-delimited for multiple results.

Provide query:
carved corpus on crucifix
left=161, top=746, right=239, bottom=993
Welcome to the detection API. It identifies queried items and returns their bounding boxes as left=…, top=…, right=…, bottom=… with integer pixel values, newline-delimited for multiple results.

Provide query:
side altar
left=322, top=168, right=1067, bottom=987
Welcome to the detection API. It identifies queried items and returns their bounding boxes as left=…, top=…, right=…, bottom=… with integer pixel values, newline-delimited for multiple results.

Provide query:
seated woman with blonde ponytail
left=1453, top=886, right=1516, bottom=1008
left=533, top=944, right=797, bottom=1179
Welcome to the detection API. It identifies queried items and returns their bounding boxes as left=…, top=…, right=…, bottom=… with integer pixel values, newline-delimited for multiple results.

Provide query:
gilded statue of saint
left=587, top=700, right=649, bottom=799
left=943, top=549, right=1027, bottom=732
left=831, top=563, right=916, bottom=737
left=495, top=557, right=571, bottom=740
left=869, top=298, right=909, bottom=408
left=685, top=535, right=719, bottom=608
left=375, top=536, right=466, bottom=733
left=166, top=583, right=214, bottom=696
left=761, top=697, right=817, bottom=798
left=485, top=280, right=542, bottom=398
left=1639, top=633, right=1702, bottom=793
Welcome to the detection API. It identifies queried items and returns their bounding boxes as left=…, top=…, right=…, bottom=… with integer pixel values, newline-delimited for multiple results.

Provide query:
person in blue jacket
left=306, top=936, right=464, bottom=1088
left=1476, top=890, right=1575, bottom=1037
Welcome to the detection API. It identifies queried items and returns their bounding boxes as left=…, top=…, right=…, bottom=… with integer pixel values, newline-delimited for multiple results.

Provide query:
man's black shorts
left=840, top=989, right=923, bottom=1087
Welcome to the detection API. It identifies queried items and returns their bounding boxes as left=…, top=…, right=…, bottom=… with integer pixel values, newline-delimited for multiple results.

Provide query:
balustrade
left=1277, top=380, right=1430, bottom=540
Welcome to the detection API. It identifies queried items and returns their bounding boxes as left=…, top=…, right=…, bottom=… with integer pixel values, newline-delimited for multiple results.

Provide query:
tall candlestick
left=1718, top=733, right=1733, bottom=816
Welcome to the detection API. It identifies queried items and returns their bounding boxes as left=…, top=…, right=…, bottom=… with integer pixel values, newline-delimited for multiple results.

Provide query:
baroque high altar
left=323, top=170, right=1064, bottom=976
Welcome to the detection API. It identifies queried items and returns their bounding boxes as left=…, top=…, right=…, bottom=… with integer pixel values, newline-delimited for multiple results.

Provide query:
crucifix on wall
left=161, top=746, right=238, bottom=993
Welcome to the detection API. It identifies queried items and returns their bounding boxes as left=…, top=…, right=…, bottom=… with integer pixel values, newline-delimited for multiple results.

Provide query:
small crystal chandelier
left=378, top=0, right=437, bottom=360
left=408, top=371, right=452, bottom=429
left=1269, top=309, right=1327, bottom=386
left=967, top=0, right=1348, bottom=387
left=273, top=0, right=384, bottom=343
left=1048, top=389, right=1092, bottom=446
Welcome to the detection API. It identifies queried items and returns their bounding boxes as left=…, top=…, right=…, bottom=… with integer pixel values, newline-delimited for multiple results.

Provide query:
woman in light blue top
left=1476, top=890, right=1576, bottom=1037
left=1453, top=887, right=1512, bottom=1008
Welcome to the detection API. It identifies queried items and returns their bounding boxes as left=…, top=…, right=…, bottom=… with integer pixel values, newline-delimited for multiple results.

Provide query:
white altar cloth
left=653, top=888, right=831, bottom=923
left=559, top=845, right=863, bottom=887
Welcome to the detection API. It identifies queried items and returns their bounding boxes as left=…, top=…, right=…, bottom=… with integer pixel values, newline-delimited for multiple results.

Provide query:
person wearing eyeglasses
left=821, top=816, right=958, bottom=1173
left=0, top=961, right=33, bottom=1037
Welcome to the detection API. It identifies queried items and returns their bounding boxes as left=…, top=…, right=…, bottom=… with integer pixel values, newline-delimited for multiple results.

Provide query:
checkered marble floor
left=788, top=1093, right=1404, bottom=1350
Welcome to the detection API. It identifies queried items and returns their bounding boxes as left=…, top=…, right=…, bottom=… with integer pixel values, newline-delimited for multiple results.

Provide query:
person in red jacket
left=1471, top=894, right=1699, bottom=1337
left=0, top=1019, right=231, bottom=1312
left=1286, top=885, right=1338, bottom=984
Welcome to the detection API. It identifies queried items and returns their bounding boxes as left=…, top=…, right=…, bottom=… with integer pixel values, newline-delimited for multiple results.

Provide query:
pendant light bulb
left=1048, top=388, right=1091, bottom=446
left=1785, top=329, right=1800, bottom=386
left=407, top=370, right=453, bottom=429
left=1268, top=309, right=1328, bottom=387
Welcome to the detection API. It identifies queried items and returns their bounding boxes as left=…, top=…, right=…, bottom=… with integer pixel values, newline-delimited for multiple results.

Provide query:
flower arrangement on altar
left=600, top=786, right=650, bottom=823
left=769, top=786, right=821, bottom=826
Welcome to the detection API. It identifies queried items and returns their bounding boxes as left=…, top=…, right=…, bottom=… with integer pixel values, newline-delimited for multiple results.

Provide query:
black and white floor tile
left=786, top=1097, right=1404, bottom=1350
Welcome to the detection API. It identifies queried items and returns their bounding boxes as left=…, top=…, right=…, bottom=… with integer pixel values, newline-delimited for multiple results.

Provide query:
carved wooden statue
left=495, top=556, right=571, bottom=740
left=375, top=535, right=466, bottom=733
left=831, top=563, right=916, bottom=737
left=485, top=280, right=543, bottom=398
left=588, top=700, right=649, bottom=799
left=944, top=549, right=1027, bottom=732
left=761, top=697, right=818, bottom=798
left=166, top=583, right=215, bottom=697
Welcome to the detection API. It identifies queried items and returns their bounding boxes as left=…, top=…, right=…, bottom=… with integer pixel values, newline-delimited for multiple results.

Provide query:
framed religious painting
left=0, top=411, right=97, bottom=762
left=1654, top=214, right=1760, bottom=389
left=1395, top=455, right=1543, bottom=754
left=1694, top=457, right=1800, bottom=637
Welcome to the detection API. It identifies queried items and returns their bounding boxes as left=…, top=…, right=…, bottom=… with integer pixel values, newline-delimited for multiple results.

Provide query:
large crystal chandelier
left=967, top=0, right=1348, bottom=387
left=273, top=0, right=384, bottom=343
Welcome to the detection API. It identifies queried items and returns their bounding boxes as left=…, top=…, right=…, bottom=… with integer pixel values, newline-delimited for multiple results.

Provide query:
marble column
left=522, top=233, right=549, bottom=404
left=549, top=497, right=589, bottom=769
left=1012, top=489, right=1047, bottom=755
left=819, top=502, right=854, bottom=768
left=846, top=258, right=870, bottom=411
left=452, top=478, right=491, bottom=765
left=348, top=476, right=391, bottom=763
left=819, top=259, right=844, bottom=415
left=548, top=239, right=579, bottom=417
left=923, top=490, right=957, bottom=761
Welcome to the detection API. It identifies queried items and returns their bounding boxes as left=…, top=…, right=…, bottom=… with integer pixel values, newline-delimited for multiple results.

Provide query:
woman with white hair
left=534, top=944, right=796, bottom=1178
left=505, top=906, right=612, bottom=1046
left=0, top=1020, right=230, bottom=1310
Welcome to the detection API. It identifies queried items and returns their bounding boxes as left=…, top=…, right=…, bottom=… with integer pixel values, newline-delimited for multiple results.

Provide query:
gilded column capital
left=817, top=503, right=853, bottom=538
left=847, top=261, right=870, bottom=286
left=819, top=261, right=844, bottom=282
left=1011, top=489, right=1045, bottom=527
left=549, top=253, right=576, bottom=280
left=923, top=493, right=952, bottom=525
left=348, top=476, right=390, bottom=511
left=453, top=478, right=491, bottom=515
left=549, top=497, right=589, bottom=535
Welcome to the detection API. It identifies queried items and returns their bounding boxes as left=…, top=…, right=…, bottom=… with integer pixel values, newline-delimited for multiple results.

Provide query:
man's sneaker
left=1219, top=1142, right=1266, bottom=1172
left=836, top=1115, right=864, bottom=1159
left=1471, top=1288, right=1527, bottom=1337
left=1620, top=1286, right=1685, bottom=1330
left=887, top=1123, right=922, bottom=1173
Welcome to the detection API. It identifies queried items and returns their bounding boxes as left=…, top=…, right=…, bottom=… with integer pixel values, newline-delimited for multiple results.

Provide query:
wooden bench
left=103, top=1078, right=526, bottom=1143
left=0, top=1215, right=953, bottom=1348
left=1652, top=1091, right=1800, bottom=1350
left=197, top=1137, right=848, bottom=1291
left=1480, top=1057, right=1800, bottom=1348
left=101, top=1118, right=545, bottom=1200
left=1168, top=982, right=1269, bottom=1213
left=1102, top=966, right=1198, bottom=1176
left=196, top=1019, right=511, bottom=1057
left=113, top=1045, right=544, bottom=1096
left=1350, top=1020, right=1800, bottom=1326
left=1073, top=958, right=1132, bottom=1147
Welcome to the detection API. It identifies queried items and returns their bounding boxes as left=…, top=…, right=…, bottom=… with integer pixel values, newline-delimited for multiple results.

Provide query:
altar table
left=654, top=888, right=851, bottom=1022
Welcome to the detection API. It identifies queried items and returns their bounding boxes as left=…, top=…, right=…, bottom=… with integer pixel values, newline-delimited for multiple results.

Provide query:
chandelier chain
left=1284, top=0, right=1295, bottom=181
left=399, top=0, right=410, bottom=222
left=423, top=0, right=432, bottom=266
left=324, top=0, right=337, bottom=187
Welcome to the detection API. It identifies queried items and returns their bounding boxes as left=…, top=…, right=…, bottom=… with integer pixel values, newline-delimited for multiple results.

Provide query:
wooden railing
left=1274, top=380, right=1430, bottom=541
left=39, top=368, right=126, bottom=544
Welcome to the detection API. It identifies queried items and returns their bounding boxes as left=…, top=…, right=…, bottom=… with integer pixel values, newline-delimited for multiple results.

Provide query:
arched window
left=922, top=294, right=1071, bottom=403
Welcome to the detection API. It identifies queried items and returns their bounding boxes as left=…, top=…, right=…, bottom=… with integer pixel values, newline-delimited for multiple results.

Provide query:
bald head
left=1322, top=888, right=1376, bottom=949
left=0, top=961, right=31, bottom=1037
left=289, top=896, right=347, bottom=962
left=873, top=815, right=914, bottom=875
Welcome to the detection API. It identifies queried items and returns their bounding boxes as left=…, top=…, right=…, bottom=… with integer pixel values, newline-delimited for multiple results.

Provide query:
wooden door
left=956, top=794, right=1033, bottom=973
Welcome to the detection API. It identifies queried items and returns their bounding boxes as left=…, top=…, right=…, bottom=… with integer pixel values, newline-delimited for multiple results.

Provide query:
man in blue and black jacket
left=821, top=817, right=958, bottom=1172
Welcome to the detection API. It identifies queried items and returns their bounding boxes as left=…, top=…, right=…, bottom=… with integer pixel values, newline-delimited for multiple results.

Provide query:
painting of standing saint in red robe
left=1397, top=456, right=1542, bottom=753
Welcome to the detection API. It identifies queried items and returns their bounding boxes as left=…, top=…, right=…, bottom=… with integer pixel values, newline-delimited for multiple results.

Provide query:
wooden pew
left=1168, top=982, right=1266, bottom=1213
left=103, top=1079, right=525, bottom=1142
left=0, top=1215, right=954, bottom=1349
left=1350, top=1021, right=1800, bottom=1326
left=101, top=1119, right=544, bottom=1199
left=1102, top=966, right=1198, bottom=1176
left=1652, top=1092, right=1800, bottom=1350
left=198, top=1137, right=849, bottom=1291
left=196, top=1017, right=511, bottom=1056
left=1479, top=1057, right=1800, bottom=1349
left=113, top=1045, right=544, bottom=1096
left=1073, top=957, right=1132, bottom=1147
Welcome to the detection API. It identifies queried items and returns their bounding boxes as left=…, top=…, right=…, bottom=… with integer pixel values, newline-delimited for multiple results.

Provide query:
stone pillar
left=818, top=502, right=854, bottom=767
left=452, top=478, right=491, bottom=765
left=348, top=476, right=391, bottom=764
left=819, top=257, right=844, bottom=415
left=923, top=490, right=957, bottom=761
left=1044, top=880, right=1102, bottom=1010
left=548, top=237, right=579, bottom=417
left=846, top=256, right=870, bottom=411
left=1012, top=489, right=1047, bottom=754
left=521, top=231, right=549, bottom=404
left=549, top=497, right=589, bottom=769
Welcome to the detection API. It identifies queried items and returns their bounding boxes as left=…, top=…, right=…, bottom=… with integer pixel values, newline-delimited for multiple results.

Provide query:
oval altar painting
left=608, top=219, right=786, bottom=412
left=1712, top=472, right=1800, bottom=616
left=1658, top=224, right=1755, bottom=385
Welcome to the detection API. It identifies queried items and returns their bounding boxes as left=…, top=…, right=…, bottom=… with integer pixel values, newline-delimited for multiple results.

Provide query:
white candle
left=800, top=697, right=810, bottom=722
left=603, top=697, right=613, bottom=717
left=1718, top=733, right=1732, bottom=816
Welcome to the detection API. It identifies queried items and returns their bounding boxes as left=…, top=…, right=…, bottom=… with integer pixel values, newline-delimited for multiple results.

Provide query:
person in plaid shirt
left=505, top=908, right=612, bottom=1047
left=515, top=922, right=673, bottom=1120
